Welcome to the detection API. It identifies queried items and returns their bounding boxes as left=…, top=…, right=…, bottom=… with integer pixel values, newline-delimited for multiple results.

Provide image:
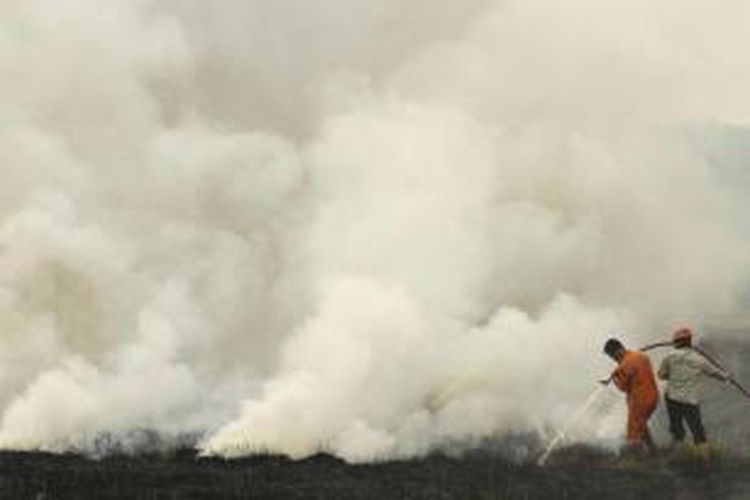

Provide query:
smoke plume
left=0, top=0, right=748, bottom=461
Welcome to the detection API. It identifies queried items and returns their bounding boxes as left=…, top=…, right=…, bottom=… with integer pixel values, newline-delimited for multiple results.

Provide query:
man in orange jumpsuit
left=603, top=338, right=659, bottom=454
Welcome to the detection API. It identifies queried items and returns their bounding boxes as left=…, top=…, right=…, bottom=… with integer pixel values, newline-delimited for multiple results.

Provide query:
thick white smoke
left=0, top=0, right=748, bottom=460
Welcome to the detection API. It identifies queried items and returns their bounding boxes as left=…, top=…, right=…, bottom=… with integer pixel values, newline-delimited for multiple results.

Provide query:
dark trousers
left=665, top=396, right=706, bottom=444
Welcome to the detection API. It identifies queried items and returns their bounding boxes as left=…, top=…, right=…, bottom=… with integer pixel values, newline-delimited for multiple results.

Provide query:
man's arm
left=611, top=365, right=631, bottom=392
left=697, top=356, right=730, bottom=382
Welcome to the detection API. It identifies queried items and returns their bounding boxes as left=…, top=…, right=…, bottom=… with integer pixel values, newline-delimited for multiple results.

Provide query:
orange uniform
left=611, top=350, right=659, bottom=445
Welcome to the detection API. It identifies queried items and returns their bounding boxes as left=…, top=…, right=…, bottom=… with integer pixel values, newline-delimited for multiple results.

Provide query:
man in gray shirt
left=657, top=327, right=730, bottom=453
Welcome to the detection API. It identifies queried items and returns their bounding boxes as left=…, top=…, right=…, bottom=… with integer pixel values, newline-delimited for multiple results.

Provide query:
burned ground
left=1, top=446, right=749, bottom=500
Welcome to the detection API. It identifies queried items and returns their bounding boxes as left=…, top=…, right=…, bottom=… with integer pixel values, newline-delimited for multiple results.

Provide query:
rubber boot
left=695, top=443, right=712, bottom=466
left=618, top=442, right=647, bottom=468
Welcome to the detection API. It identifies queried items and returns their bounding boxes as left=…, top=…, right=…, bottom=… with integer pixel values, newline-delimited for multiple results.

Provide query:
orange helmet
left=672, top=327, right=692, bottom=342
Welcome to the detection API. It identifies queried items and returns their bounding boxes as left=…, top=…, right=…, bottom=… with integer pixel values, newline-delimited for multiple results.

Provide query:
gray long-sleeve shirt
left=657, top=348, right=728, bottom=405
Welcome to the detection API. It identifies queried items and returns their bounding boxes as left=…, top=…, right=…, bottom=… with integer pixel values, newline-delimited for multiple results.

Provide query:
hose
left=603, top=340, right=750, bottom=400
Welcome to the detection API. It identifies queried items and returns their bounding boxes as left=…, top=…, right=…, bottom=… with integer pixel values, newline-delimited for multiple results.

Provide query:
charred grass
left=0, top=446, right=748, bottom=500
